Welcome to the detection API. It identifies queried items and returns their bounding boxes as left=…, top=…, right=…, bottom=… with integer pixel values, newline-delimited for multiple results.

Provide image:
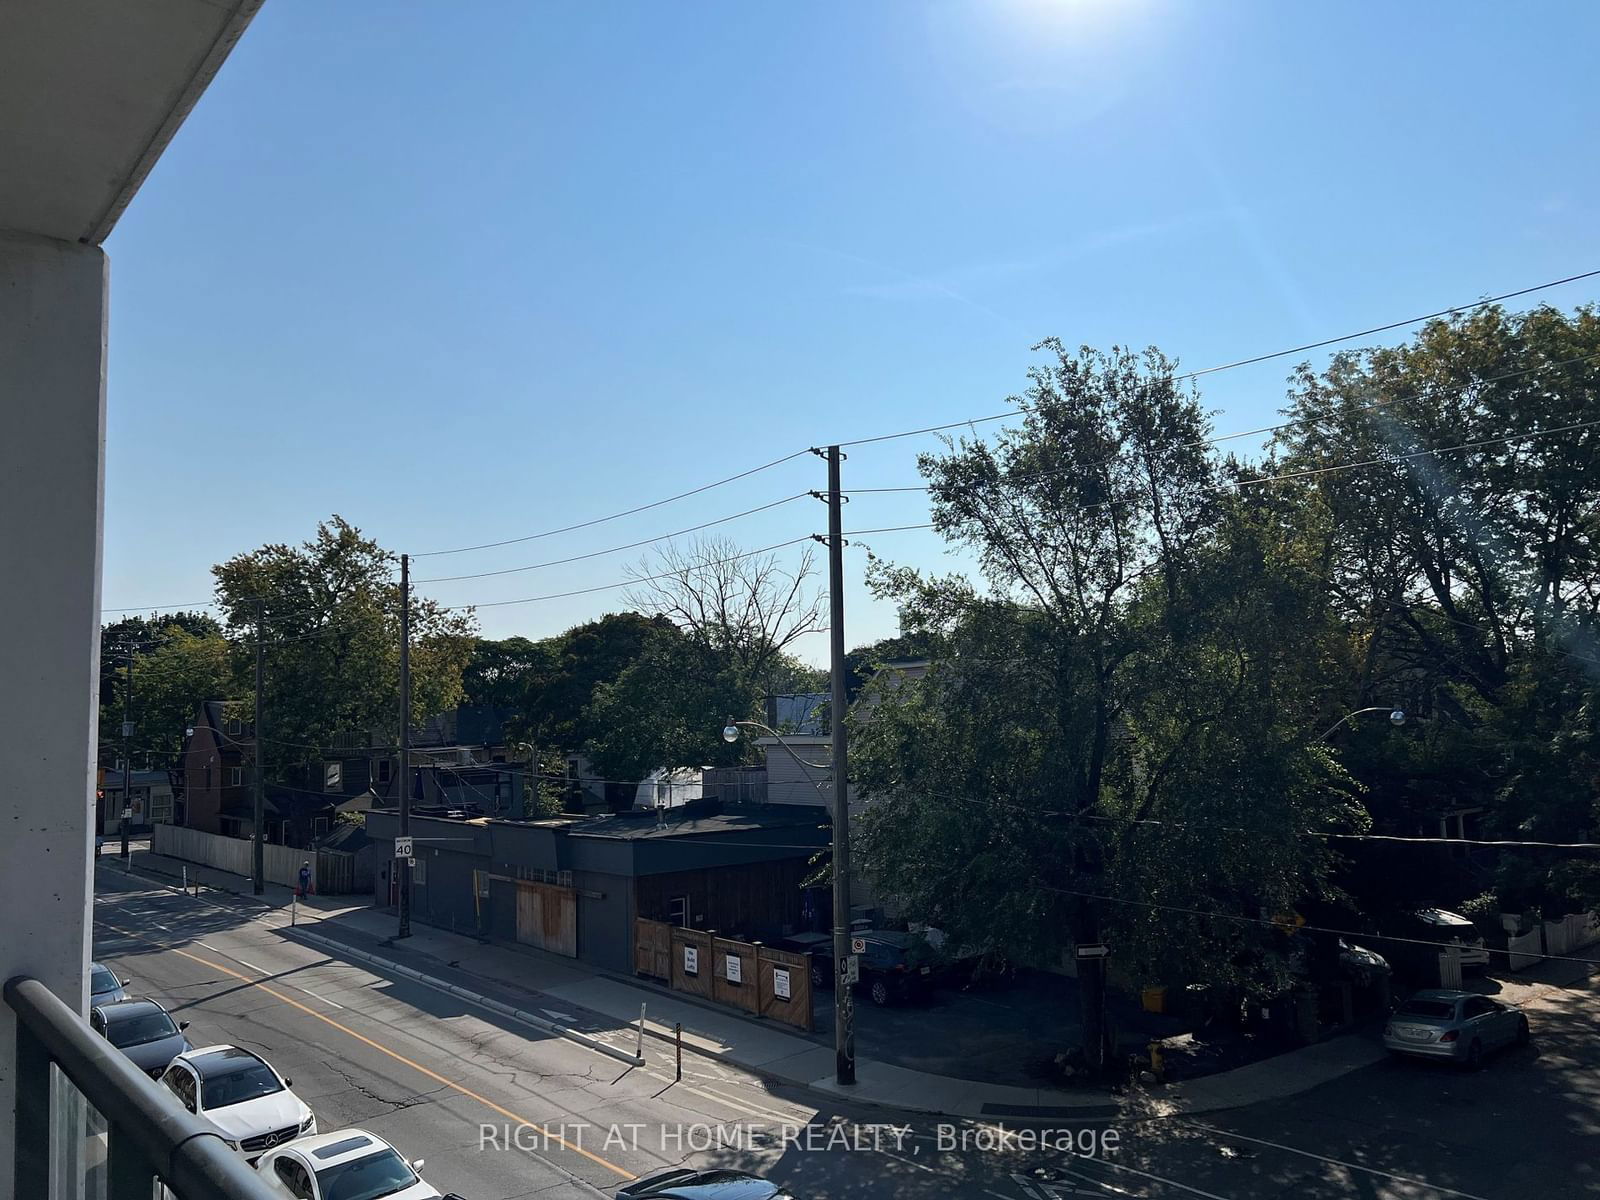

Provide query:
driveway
left=812, top=970, right=1189, bottom=1086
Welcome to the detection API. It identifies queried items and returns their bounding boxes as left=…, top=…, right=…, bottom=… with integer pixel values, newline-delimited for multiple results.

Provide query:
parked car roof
left=619, top=1168, right=787, bottom=1200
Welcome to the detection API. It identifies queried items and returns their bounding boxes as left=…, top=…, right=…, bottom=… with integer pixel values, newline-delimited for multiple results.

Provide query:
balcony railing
left=6, top=975, right=278, bottom=1199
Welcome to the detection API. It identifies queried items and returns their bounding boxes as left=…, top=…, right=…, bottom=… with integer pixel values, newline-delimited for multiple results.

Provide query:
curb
left=288, top=928, right=646, bottom=1069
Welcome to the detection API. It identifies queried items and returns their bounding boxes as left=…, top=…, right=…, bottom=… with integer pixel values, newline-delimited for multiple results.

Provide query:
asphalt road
left=92, top=867, right=1600, bottom=1200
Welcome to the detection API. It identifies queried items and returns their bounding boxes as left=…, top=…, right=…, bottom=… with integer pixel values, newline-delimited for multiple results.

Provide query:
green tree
left=1269, top=304, right=1600, bottom=917
left=100, top=619, right=235, bottom=767
left=212, top=516, right=478, bottom=764
left=852, top=344, right=1354, bottom=1069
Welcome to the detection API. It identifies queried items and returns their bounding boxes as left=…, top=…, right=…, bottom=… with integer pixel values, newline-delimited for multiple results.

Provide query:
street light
left=724, top=717, right=855, bottom=1085
left=1317, top=706, right=1406, bottom=741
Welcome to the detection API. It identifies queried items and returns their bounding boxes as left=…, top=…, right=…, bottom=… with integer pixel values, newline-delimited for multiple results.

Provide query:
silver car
left=1383, top=989, right=1529, bottom=1068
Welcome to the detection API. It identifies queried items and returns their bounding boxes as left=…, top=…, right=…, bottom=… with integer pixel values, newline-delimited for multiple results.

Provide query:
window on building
left=668, top=896, right=689, bottom=927
left=324, top=761, right=343, bottom=791
left=226, top=718, right=243, bottom=736
left=377, top=759, right=393, bottom=784
left=226, top=767, right=242, bottom=787
left=412, top=857, right=427, bottom=886
left=313, top=816, right=329, bottom=839
left=150, top=793, right=173, bottom=824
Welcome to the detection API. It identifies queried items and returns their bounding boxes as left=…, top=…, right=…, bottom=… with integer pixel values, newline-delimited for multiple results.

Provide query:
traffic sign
left=851, top=936, right=867, bottom=955
left=841, top=955, right=859, bottom=986
left=1075, top=943, right=1110, bottom=960
left=395, top=836, right=414, bottom=858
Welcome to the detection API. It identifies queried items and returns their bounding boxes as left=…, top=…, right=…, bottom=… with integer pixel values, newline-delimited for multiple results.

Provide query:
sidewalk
left=106, top=844, right=1396, bottom=1119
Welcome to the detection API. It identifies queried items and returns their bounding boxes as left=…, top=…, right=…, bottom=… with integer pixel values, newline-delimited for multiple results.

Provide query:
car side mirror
left=284, top=1078, right=292, bottom=1087
left=121, top=978, right=131, bottom=986
left=412, top=1159, right=425, bottom=1171
left=178, top=1021, right=190, bottom=1031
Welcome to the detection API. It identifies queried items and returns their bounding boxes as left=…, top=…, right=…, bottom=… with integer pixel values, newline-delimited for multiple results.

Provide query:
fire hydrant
left=1147, top=1039, right=1166, bottom=1081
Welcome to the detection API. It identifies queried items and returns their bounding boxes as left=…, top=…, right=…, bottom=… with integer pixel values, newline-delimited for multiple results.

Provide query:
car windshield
left=106, top=1010, right=177, bottom=1047
left=1398, top=1000, right=1456, bottom=1020
left=199, top=1058, right=282, bottom=1108
left=90, top=966, right=119, bottom=995
left=313, top=1149, right=417, bottom=1200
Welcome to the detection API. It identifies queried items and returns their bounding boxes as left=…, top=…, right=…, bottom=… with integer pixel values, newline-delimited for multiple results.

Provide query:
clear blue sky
left=103, top=0, right=1600, bottom=661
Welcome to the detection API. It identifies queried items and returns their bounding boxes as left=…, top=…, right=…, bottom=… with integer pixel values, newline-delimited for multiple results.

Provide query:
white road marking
left=295, top=986, right=344, bottom=1010
left=878, top=1149, right=937, bottom=1175
left=1180, top=1121, right=1493, bottom=1200
left=1073, top=1157, right=1232, bottom=1200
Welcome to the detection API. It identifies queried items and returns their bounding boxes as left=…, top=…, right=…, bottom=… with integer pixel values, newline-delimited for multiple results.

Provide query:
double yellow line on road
left=98, top=920, right=634, bottom=1180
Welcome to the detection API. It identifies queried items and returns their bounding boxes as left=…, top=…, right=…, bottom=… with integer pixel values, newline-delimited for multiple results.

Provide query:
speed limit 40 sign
left=394, top=836, right=414, bottom=858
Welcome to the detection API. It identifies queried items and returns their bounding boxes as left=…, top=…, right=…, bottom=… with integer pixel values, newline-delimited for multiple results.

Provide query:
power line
left=838, top=414, right=1600, bottom=538
left=438, top=535, right=815, bottom=611
left=413, top=493, right=812, bottom=585
left=833, top=267, right=1600, bottom=451
left=1030, top=880, right=1600, bottom=967
left=411, top=449, right=816, bottom=558
left=841, top=348, right=1600, bottom=494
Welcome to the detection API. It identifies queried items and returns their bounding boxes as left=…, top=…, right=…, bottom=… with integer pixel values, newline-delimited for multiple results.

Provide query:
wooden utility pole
left=398, top=553, right=412, bottom=939
left=823, top=444, right=855, bottom=1085
left=252, top=598, right=265, bottom=894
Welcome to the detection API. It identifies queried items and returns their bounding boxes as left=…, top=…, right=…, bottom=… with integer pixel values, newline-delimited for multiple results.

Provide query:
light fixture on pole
left=1317, top=706, right=1406, bottom=741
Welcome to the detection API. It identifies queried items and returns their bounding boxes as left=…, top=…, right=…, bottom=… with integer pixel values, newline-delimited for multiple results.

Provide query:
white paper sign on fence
left=726, top=954, right=741, bottom=984
left=683, top=946, right=699, bottom=975
left=772, top=968, right=790, bottom=999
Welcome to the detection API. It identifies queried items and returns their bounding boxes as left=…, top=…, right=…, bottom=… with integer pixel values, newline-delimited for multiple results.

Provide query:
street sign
left=394, top=836, right=413, bottom=858
left=120, top=807, right=132, bottom=820
left=1075, top=943, right=1110, bottom=960
left=851, top=936, right=867, bottom=955
left=120, top=722, right=134, bottom=738
left=841, top=955, right=859, bottom=986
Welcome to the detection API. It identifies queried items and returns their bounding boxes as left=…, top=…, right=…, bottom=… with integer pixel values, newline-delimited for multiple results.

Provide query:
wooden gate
left=755, top=945, right=813, bottom=1032
left=634, top=918, right=672, bottom=980
left=670, top=928, right=715, bottom=999
left=712, top=937, right=760, bottom=1014
left=515, top=880, right=577, bottom=957
left=633, top=919, right=812, bottom=1031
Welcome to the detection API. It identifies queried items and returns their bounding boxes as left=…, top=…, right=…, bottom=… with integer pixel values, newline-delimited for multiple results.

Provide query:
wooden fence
left=634, top=918, right=813, bottom=1032
left=153, top=823, right=359, bottom=894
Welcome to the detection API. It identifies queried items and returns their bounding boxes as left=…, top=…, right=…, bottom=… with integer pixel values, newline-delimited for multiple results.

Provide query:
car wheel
left=1464, top=1040, right=1483, bottom=1071
left=869, top=979, right=891, bottom=1006
left=1515, top=1017, right=1530, bottom=1047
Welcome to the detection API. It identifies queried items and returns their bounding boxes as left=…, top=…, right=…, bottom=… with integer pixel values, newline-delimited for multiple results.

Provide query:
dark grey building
left=367, top=803, right=831, bottom=974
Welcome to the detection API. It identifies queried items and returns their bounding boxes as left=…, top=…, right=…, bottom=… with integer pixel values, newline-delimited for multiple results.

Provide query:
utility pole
left=119, top=646, right=134, bottom=864
left=398, top=553, right=412, bottom=939
left=823, top=444, right=856, bottom=1085
left=252, top=599, right=266, bottom=895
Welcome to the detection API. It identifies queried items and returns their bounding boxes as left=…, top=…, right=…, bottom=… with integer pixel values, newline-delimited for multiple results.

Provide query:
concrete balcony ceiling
left=0, top=0, right=264, bottom=244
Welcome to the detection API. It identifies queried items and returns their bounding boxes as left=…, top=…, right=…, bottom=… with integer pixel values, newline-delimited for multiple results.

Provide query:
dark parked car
left=90, top=961, right=130, bottom=1005
left=780, top=930, right=938, bottom=1006
left=89, top=998, right=191, bottom=1078
left=619, top=1168, right=795, bottom=1200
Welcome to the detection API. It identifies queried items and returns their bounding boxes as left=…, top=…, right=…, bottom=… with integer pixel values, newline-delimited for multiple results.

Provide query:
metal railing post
left=14, top=1018, right=51, bottom=1197
left=107, top=1124, right=157, bottom=1200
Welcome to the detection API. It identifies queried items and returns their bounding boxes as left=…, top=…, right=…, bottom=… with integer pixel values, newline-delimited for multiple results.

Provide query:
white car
left=255, top=1129, right=455, bottom=1200
left=1413, top=908, right=1491, bottom=968
left=159, top=1045, right=315, bottom=1161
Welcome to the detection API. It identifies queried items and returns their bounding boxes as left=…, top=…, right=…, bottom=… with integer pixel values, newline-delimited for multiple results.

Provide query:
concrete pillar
left=0, top=231, right=107, bottom=1200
